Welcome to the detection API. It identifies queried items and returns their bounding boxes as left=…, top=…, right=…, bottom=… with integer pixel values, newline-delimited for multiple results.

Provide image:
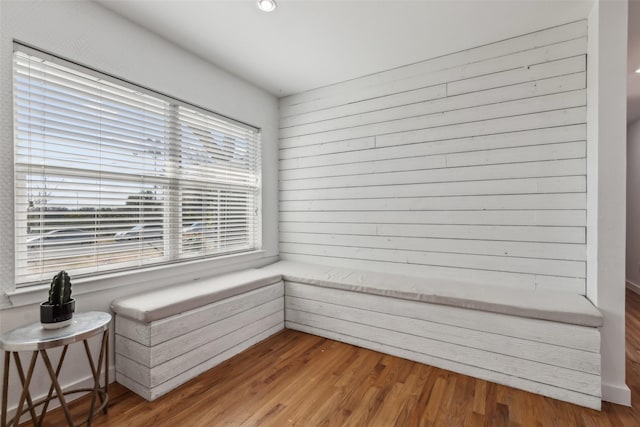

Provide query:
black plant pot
left=40, top=299, right=75, bottom=329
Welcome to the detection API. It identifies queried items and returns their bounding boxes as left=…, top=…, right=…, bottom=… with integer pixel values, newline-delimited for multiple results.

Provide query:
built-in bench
left=111, top=261, right=603, bottom=409
left=264, top=261, right=603, bottom=409
left=111, top=269, right=284, bottom=401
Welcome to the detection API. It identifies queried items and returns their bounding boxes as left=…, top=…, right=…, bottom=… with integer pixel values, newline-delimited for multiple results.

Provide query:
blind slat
left=14, top=48, right=261, bottom=285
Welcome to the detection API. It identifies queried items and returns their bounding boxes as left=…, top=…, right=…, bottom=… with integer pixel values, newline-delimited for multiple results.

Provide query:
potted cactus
left=40, top=270, right=75, bottom=329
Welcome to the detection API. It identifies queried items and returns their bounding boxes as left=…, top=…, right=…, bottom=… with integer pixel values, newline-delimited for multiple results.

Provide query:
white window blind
left=13, top=48, right=262, bottom=285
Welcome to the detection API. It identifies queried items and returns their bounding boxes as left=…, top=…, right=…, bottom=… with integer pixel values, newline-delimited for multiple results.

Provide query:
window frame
left=12, top=43, right=263, bottom=287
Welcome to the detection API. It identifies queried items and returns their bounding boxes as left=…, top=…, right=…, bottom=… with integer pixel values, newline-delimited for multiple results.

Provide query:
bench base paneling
left=115, top=282, right=285, bottom=401
left=284, top=281, right=601, bottom=410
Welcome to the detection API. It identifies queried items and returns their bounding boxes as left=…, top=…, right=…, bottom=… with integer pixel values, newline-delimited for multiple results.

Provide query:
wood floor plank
left=30, top=289, right=640, bottom=426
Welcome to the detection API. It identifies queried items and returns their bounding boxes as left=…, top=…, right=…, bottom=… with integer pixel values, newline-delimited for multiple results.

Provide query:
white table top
left=0, top=311, right=111, bottom=352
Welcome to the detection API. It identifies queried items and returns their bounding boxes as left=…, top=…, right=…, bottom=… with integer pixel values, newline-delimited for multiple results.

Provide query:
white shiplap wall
left=278, top=21, right=588, bottom=294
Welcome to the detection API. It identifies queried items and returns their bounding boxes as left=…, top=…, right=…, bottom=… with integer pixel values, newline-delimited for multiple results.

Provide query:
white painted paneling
left=114, top=282, right=284, bottom=346
left=116, top=323, right=283, bottom=401
left=280, top=91, right=586, bottom=148
left=280, top=137, right=376, bottom=160
left=115, top=283, right=285, bottom=400
left=281, top=255, right=586, bottom=293
left=279, top=232, right=585, bottom=261
left=281, top=84, right=447, bottom=129
left=279, top=21, right=587, bottom=294
left=279, top=176, right=586, bottom=202
left=280, top=193, right=586, bottom=212
left=375, top=223, right=585, bottom=243
left=281, top=20, right=587, bottom=108
left=280, top=159, right=586, bottom=191
left=285, top=310, right=599, bottom=395
left=285, top=297, right=599, bottom=374
left=279, top=243, right=584, bottom=277
left=281, top=23, right=587, bottom=115
left=116, top=298, right=284, bottom=367
left=280, top=222, right=585, bottom=244
left=446, top=55, right=585, bottom=96
left=375, top=108, right=586, bottom=148
left=279, top=124, right=585, bottom=162
left=280, top=210, right=586, bottom=227
left=280, top=141, right=585, bottom=180
left=281, top=73, right=585, bottom=136
left=286, top=321, right=599, bottom=409
left=284, top=282, right=599, bottom=352
left=118, top=311, right=283, bottom=388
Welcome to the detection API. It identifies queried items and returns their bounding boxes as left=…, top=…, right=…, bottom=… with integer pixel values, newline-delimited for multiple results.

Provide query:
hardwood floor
left=32, top=291, right=640, bottom=426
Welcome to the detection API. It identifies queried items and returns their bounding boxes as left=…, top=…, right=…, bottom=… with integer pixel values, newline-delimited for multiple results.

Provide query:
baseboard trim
left=5, top=364, right=116, bottom=424
left=626, top=280, right=640, bottom=295
left=601, top=382, right=631, bottom=406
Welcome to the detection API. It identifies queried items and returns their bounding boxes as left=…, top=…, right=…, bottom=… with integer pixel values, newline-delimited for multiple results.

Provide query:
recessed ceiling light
left=636, top=67, right=640, bottom=74
left=257, top=0, right=277, bottom=12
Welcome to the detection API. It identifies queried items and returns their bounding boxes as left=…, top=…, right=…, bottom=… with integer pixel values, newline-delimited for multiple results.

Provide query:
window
left=13, top=46, right=262, bottom=285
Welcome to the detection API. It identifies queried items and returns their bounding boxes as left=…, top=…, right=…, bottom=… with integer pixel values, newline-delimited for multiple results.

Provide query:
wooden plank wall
left=278, top=21, right=588, bottom=294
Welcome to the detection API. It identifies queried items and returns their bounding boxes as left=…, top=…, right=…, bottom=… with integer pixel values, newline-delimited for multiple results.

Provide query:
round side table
left=0, top=311, right=111, bottom=427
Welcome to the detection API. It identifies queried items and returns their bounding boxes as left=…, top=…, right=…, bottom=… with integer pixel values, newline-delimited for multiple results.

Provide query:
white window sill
left=4, top=250, right=276, bottom=309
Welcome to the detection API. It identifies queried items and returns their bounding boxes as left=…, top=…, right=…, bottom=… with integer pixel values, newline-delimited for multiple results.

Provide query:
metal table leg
left=104, top=331, right=109, bottom=416
left=40, top=349, right=74, bottom=426
left=83, top=332, right=109, bottom=427
left=12, top=352, right=39, bottom=427
left=2, top=352, right=9, bottom=427
left=37, top=345, right=68, bottom=427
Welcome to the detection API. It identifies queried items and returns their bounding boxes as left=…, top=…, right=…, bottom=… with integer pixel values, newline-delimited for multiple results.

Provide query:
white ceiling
left=97, top=0, right=639, bottom=121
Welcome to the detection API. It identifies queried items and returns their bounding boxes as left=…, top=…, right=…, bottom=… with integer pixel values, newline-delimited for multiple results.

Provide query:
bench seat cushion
left=261, top=261, right=602, bottom=327
left=111, top=269, right=283, bottom=323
